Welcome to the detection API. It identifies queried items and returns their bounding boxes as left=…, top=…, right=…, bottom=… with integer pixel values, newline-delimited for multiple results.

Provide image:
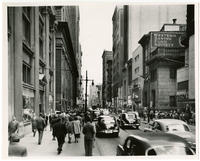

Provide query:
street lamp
left=80, top=70, right=94, bottom=114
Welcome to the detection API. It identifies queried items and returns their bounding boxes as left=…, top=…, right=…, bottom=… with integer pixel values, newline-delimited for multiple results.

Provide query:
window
left=22, top=51, right=31, bottom=84
left=135, top=67, right=139, bottom=74
left=23, top=63, right=31, bottom=84
left=169, top=96, right=176, bottom=107
left=150, top=69, right=157, bottom=82
left=178, top=81, right=188, bottom=90
left=23, top=7, right=31, bottom=45
left=170, top=68, right=176, bottom=79
left=39, top=20, right=44, bottom=59
left=135, top=55, right=139, bottom=62
left=39, top=65, right=45, bottom=74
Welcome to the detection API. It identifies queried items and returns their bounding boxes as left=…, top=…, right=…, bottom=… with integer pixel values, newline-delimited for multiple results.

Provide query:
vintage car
left=118, top=112, right=140, bottom=129
left=116, top=132, right=195, bottom=156
left=95, top=115, right=119, bottom=137
left=144, top=119, right=196, bottom=152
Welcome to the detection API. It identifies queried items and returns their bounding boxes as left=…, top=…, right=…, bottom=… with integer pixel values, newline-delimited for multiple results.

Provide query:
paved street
left=18, top=122, right=196, bottom=156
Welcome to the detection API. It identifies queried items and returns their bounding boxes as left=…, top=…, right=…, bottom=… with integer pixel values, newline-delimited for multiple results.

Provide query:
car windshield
left=101, top=117, right=115, bottom=124
left=167, top=124, right=190, bottom=132
left=127, top=114, right=136, bottom=120
left=147, top=146, right=194, bottom=155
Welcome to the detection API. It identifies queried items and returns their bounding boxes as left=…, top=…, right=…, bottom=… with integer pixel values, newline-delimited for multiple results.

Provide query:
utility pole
left=85, top=71, right=88, bottom=113
left=81, top=70, right=94, bottom=114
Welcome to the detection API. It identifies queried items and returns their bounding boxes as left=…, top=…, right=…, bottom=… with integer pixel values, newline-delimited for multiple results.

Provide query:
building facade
left=139, top=21, right=186, bottom=111
left=112, top=6, right=125, bottom=111
left=102, top=50, right=113, bottom=108
left=8, top=7, right=57, bottom=123
left=55, top=6, right=79, bottom=111
left=132, top=46, right=144, bottom=112
left=177, top=5, right=195, bottom=110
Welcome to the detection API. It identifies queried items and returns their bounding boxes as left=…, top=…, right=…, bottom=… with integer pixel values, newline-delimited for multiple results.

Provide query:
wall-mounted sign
left=151, top=32, right=185, bottom=48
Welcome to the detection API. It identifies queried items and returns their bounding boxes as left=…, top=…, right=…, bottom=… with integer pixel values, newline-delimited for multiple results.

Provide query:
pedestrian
left=53, top=116, right=67, bottom=154
left=65, top=116, right=74, bottom=144
left=36, top=113, right=46, bottom=145
left=8, top=116, right=19, bottom=140
left=73, top=116, right=81, bottom=143
left=82, top=115, right=96, bottom=156
left=8, top=133, right=27, bottom=157
left=31, top=113, right=37, bottom=137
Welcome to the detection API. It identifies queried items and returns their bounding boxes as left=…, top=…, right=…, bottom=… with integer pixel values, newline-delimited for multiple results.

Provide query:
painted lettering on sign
left=151, top=32, right=185, bottom=48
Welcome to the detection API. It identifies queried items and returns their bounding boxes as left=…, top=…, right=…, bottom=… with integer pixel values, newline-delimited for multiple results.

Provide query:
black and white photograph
left=1, top=1, right=199, bottom=159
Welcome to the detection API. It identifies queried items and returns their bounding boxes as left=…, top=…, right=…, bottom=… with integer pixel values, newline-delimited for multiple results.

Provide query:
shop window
left=23, top=7, right=31, bottom=46
left=22, top=95, right=34, bottom=122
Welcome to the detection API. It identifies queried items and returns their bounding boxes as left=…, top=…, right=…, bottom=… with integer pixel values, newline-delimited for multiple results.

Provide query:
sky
left=79, top=4, right=115, bottom=85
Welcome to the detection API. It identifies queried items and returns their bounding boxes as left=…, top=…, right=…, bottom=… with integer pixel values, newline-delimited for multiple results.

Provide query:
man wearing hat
left=36, top=113, right=46, bottom=145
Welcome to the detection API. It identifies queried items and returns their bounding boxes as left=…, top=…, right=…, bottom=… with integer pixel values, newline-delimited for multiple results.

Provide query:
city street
left=18, top=122, right=196, bottom=156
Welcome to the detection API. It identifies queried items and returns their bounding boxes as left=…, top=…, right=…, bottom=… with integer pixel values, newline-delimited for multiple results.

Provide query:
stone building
left=139, top=21, right=186, bottom=111
left=7, top=7, right=57, bottom=123
left=177, top=5, right=195, bottom=110
left=102, top=50, right=113, bottom=108
left=112, top=6, right=125, bottom=110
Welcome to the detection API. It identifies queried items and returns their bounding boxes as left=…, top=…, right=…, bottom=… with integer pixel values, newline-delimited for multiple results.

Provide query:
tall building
left=177, top=5, right=195, bottom=110
left=55, top=6, right=79, bottom=111
left=112, top=6, right=125, bottom=110
left=139, top=20, right=186, bottom=111
left=102, top=50, right=113, bottom=108
left=7, top=7, right=57, bottom=132
left=89, top=84, right=102, bottom=109
left=127, top=5, right=186, bottom=58
left=132, top=46, right=144, bottom=112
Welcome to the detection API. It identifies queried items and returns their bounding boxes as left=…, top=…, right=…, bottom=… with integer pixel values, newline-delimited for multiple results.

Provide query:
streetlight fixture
left=80, top=70, right=94, bottom=114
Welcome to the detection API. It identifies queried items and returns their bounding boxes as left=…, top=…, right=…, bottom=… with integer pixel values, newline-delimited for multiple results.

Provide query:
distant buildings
left=88, top=84, right=102, bottom=109
left=107, top=4, right=194, bottom=113
left=7, top=6, right=82, bottom=126
left=102, top=50, right=113, bottom=108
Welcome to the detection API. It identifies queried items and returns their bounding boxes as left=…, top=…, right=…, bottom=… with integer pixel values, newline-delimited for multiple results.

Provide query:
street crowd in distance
left=142, top=105, right=195, bottom=125
left=8, top=110, right=96, bottom=156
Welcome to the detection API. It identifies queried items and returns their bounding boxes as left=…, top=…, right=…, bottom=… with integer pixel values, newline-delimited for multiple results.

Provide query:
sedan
left=95, top=115, right=119, bottom=137
left=144, top=119, right=196, bottom=152
left=116, top=132, right=195, bottom=156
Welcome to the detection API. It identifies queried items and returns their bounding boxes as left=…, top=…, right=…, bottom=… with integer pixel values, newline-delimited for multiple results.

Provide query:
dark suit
left=53, top=120, right=67, bottom=153
left=36, top=117, right=46, bottom=144
left=82, top=122, right=96, bottom=156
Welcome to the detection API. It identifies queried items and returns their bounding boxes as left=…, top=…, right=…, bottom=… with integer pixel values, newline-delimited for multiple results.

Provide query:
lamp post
left=80, top=70, right=94, bottom=114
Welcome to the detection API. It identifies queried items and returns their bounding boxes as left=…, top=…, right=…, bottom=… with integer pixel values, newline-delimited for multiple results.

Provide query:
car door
left=122, top=137, right=133, bottom=155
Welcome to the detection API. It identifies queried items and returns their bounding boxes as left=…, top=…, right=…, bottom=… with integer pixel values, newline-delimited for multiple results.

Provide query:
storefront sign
left=151, top=32, right=185, bottom=48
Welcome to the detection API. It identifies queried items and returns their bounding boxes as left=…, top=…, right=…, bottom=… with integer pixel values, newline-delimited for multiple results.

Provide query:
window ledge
left=22, top=41, right=34, bottom=56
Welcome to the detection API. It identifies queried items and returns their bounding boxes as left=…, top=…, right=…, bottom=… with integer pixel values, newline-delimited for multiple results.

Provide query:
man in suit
left=82, top=115, right=96, bottom=156
left=53, top=116, right=67, bottom=154
left=36, top=113, right=46, bottom=145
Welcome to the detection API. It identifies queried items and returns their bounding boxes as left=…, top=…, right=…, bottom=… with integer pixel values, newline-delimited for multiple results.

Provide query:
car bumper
left=123, top=123, right=140, bottom=127
left=97, top=129, right=119, bottom=134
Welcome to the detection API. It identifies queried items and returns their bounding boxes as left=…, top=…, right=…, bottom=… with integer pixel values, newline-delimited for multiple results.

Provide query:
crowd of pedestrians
left=8, top=109, right=96, bottom=157
left=142, top=105, right=195, bottom=125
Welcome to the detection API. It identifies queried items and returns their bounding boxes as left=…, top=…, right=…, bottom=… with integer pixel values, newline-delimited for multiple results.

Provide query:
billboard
left=151, top=32, right=185, bottom=48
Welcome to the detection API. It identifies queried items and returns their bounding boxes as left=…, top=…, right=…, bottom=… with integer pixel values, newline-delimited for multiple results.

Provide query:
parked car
left=116, top=132, right=195, bottom=156
left=144, top=119, right=196, bottom=152
left=95, top=115, right=119, bottom=137
left=118, top=112, right=140, bottom=129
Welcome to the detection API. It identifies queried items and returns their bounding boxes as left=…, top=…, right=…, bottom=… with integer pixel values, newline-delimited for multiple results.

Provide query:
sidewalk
left=19, top=126, right=101, bottom=157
